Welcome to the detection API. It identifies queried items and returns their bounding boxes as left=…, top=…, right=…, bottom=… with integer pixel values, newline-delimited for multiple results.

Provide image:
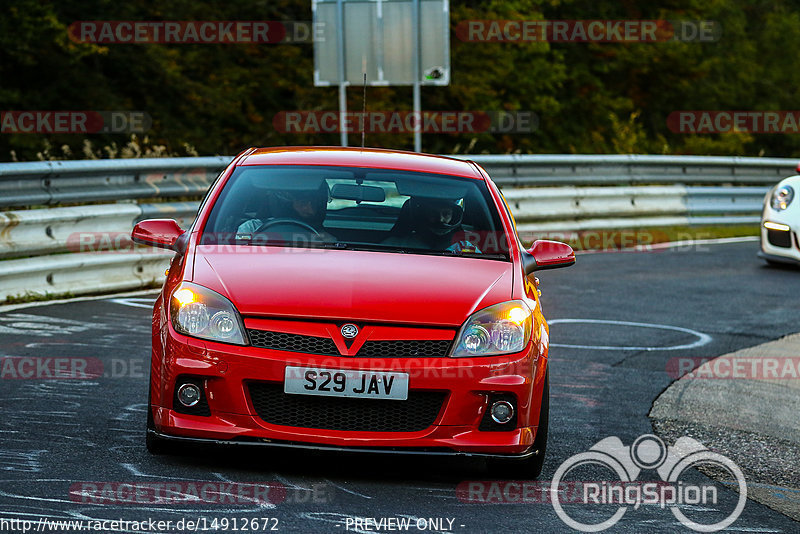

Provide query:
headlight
left=451, top=300, right=533, bottom=357
left=771, top=185, right=794, bottom=211
left=170, top=282, right=247, bottom=345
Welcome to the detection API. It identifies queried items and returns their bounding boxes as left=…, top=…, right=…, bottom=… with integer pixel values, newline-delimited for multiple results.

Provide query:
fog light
left=490, top=400, right=514, bottom=424
left=177, top=383, right=201, bottom=407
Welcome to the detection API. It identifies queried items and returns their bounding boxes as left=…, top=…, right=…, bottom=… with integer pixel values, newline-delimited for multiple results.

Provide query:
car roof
left=239, top=146, right=484, bottom=179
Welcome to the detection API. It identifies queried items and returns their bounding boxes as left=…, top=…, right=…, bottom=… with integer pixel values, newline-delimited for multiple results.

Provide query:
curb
left=650, top=333, right=800, bottom=521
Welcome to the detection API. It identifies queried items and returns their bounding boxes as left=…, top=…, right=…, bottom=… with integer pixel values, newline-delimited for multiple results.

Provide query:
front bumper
left=146, top=428, right=542, bottom=459
left=758, top=250, right=800, bottom=265
left=150, top=324, right=548, bottom=456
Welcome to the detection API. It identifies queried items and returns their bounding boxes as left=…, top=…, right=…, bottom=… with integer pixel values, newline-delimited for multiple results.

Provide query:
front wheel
left=488, top=368, right=549, bottom=479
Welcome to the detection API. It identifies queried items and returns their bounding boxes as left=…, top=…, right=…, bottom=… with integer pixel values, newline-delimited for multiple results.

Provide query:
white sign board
left=313, top=0, right=450, bottom=86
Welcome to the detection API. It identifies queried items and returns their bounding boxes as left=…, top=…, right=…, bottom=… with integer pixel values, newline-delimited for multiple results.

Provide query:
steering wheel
left=254, top=218, right=322, bottom=237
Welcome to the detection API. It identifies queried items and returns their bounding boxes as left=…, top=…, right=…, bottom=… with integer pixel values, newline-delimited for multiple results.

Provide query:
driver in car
left=385, top=197, right=482, bottom=253
left=236, top=182, right=333, bottom=240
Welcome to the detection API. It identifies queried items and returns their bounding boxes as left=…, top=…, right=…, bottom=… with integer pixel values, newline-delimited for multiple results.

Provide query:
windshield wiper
left=320, top=242, right=410, bottom=253
left=239, top=238, right=337, bottom=247
left=443, top=248, right=508, bottom=260
left=341, top=243, right=508, bottom=259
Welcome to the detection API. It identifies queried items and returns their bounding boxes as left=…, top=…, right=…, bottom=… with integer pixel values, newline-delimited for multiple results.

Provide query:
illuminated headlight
left=771, top=185, right=794, bottom=211
left=170, top=282, right=247, bottom=345
left=451, top=301, right=533, bottom=357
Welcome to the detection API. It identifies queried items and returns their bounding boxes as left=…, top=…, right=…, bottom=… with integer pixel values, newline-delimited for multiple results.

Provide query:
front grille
left=248, top=382, right=447, bottom=432
left=247, top=329, right=453, bottom=357
left=248, top=330, right=339, bottom=356
left=358, top=339, right=452, bottom=358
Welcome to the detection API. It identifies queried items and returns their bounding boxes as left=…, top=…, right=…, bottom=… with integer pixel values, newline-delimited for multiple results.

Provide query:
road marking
left=647, top=235, right=760, bottom=248
left=575, top=235, right=760, bottom=256
left=113, top=403, right=147, bottom=422
left=275, top=474, right=311, bottom=491
left=108, top=297, right=155, bottom=309
left=0, top=289, right=159, bottom=314
left=0, top=313, right=105, bottom=337
left=323, top=478, right=372, bottom=499
left=549, top=319, right=712, bottom=351
left=119, top=463, right=201, bottom=481
left=120, top=463, right=145, bottom=477
left=0, top=490, right=77, bottom=505
left=0, top=450, right=47, bottom=473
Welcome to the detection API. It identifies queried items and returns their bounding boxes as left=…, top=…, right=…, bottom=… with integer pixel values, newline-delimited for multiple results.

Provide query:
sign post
left=411, top=0, right=421, bottom=152
left=336, top=0, right=348, bottom=147
left=313, top=0, right=450, bottom=152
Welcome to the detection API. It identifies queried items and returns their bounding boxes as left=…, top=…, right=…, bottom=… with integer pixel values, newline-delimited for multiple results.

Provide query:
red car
left=132, top=147, right=574, bottom=477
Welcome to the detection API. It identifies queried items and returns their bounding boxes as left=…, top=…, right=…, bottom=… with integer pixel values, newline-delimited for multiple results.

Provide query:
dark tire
left=146, top=386, right=170, bottom=455
left=488, top=368, right=549, bottom=480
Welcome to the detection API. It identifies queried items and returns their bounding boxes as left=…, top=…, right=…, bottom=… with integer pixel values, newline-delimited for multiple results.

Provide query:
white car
left=760, top=170, right=800, bottom=266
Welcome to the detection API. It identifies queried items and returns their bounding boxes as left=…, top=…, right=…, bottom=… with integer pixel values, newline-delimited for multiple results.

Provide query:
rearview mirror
left=522, top=240, right=575, bottom=275
left=131, top=219, right=187, bottom=253
left=330, top=183, right=386, bottom=202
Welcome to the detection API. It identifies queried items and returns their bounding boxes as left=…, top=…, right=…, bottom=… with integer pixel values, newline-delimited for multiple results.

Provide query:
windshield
left=201, top=165, right=509, bottom=259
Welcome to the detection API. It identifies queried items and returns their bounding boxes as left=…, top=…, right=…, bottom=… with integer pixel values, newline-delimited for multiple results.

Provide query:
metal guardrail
left=0, top=154, right=789, bottom=302
left=0, top=156, right=231, bottom=208
left=470, top=154, right=796, bottom=186
left=0, top=202, right=200, bottom=259
left=0, top=251, right=173, bottom=302
left=0, top=154, right=792, bottom=208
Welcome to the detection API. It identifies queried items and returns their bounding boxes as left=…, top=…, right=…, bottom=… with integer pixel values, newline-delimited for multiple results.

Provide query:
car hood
left=192, top=247, right=513, bottom=326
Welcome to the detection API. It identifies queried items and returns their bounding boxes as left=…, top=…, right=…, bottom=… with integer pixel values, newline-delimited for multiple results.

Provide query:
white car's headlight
left=771, top=185, right=794, bottom=211
left=170, top=282, right=247, bottom=345
left=451, top=300, right=533, bottom=357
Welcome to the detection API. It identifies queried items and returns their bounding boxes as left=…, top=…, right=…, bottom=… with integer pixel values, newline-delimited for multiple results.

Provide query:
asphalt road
left=0, top=239, right=798, bottom=533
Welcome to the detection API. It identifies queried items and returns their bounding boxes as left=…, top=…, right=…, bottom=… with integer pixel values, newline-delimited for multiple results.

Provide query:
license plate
left=284, top=366, right=409, bottom=400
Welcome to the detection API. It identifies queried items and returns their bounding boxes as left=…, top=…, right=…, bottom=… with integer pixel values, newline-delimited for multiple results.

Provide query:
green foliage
left=3, top=290, right=75, bottom=305
left=3, top=0, right=800, bottom=160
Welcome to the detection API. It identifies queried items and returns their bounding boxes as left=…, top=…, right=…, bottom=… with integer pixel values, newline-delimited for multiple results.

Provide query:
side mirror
left=522, top=240, right=575, bottom=275
left=131, top=219, right=187, bottom=253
